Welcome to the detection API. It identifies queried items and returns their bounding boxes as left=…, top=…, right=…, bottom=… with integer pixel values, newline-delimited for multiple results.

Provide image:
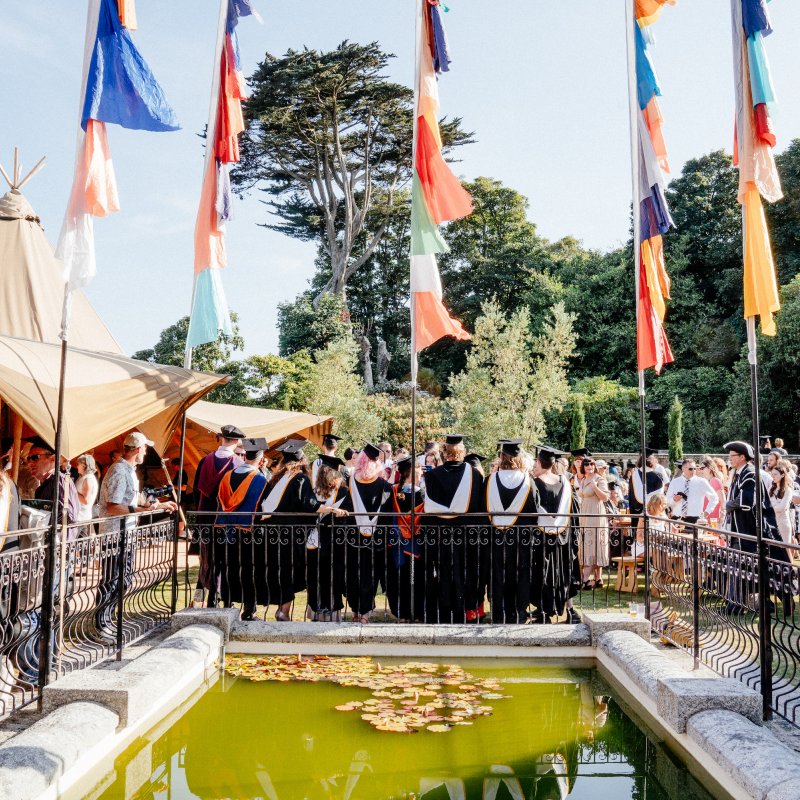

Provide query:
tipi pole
left=625, top=0, right=651, bottom=617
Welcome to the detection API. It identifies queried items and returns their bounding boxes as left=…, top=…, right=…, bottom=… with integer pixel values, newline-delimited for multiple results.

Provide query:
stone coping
left=1, top=612, right=800, bottom=800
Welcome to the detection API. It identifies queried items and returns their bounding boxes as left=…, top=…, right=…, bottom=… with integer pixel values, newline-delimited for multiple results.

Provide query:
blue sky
left=1, top=1, right=799, bottom=358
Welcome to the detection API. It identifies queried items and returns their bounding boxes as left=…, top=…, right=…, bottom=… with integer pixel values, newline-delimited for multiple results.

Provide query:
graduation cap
left=24, top=435, right=54, bottom=453
left=759, top=435, right=772, bottom=442
left=570, top=448, right=591, bottom=458
left=464, top=453, right=486, bottom=467
left=499, top=439, right=524, bottom=457
left=445, top=434, right=465, bottom=446
left=277, top=439, right=307, bottom=461
left=535, top=445, right=563, bottom=466
left=362, top=442, right=382, bottom=461
left=322, top=433, right=342, bottom=445
left=318, top=454, right=345, bottom=470
left=724, top=440, right=755, bottom=459
left=395, top=454, right=414, bottom=471
left=645, top=447, right=660, bottom=456
left=241, top=437, right=268, bottom=458
left=608, top=481, right=619, bottom=491
left=219, top=424, right=245, bottom=439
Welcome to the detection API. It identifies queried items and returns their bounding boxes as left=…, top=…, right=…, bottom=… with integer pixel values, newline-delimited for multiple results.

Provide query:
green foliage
left=367, top=389, right=445, bottom=451
left=277, top=293, right=351, bottom=357
left=447, top=300, right=575, bottom=455
left=769, top=140, right=800, bottom=285
left=301, top=336, right=383, bottom=446
left=667, top=397, right=684, bottom=469
left=570, top=395, right=586, bottom=452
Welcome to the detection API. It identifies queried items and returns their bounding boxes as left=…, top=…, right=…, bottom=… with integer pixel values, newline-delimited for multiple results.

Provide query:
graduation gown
left=213, top=466, right=268, bottom=609
left=422, top=461, right=485, bottom=623
left=344, top=475, right=391, bottom=616
left=306, top=485, right=348, bottom=615
left=486, top=470, right=540, bottom=624
left=532, top=475, right=581, bottom=617
left=194, top=451, right=236, bottom=591
left=385, top=483, right=428, bottom=621
left=260, top=471, right=322, bottom=606
left=627, top=468, right=663, bottom=515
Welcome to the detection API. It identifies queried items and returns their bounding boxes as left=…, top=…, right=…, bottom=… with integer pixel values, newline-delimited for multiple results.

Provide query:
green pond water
left=93, top=659, right=714, bottom=800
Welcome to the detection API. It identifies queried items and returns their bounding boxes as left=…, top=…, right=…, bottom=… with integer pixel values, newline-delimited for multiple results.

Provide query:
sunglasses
left=25, top=453, right=49, bottom=462
left=583, top=461, right=595, bottom=467
left=235, top=451, right=246, bottom=457
left=686, top=467, right=697, bottom=471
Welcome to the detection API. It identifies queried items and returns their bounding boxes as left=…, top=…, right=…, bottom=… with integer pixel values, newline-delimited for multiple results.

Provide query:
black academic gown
left=627, top=468, right=663, bottom=515
left=259, top=471, right=321, bottom=606
left=487, top=471, right=540, bottom=624
left=343, top=475, right=391, bottom=616
left=306, top=485, right=349, bottom=615
left=385, top=483, right=427, bottom=621
left=532, top=476, right=581, bottom=618
left=422, top=461, right=485, bottom=623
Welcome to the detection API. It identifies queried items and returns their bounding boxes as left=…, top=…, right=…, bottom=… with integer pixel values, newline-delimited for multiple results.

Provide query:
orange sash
left=217, top=469, right=259, bottom=513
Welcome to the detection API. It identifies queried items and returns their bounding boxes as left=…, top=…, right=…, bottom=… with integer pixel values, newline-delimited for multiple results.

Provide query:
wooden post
left=11, top=412, right=23, bottom=483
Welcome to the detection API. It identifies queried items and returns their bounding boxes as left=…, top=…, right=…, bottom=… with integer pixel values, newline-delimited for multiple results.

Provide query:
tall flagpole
left=625, top=0, right=650, bottom=618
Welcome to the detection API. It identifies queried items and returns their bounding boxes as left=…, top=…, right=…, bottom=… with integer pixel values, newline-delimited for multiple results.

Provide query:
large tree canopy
left=235, top=40, right=470, bottom=301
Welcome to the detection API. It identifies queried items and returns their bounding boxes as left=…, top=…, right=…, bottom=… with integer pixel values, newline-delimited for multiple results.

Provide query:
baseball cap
left=124, top=432, right=154, bottom=448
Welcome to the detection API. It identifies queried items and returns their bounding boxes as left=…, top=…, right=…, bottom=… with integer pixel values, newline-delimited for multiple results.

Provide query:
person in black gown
left=306, top=454, right=349, bottom=621
left=385, top=455, right=428, bottom=621
left=422, top=434, right=485, bottom=623
left=260, top=440, right=346, bottom=621
left=344, top=442, right=392, bottom=623
left=486, top=439, right=540, bottom=624
left=531, top=446, right=582, bottom=624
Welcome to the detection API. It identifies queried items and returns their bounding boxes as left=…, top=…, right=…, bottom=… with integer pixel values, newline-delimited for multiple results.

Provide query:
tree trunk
left=376, top=338, right=391, bottom=386
left=360, top=335, right=374, bottom=391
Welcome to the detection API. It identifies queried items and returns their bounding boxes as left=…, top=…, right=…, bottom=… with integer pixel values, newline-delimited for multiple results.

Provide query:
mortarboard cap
left=644, top=447, right=660, bottom=456
left=277, top=439, right=307, bottom=461
left=724, top=441, right=754, bottom=459
left=395, top=454, right=414, bottom=470
left=464, top=453, right=486, bottom=466
left=220, top=424, right=245, bottom=439
left=318, top=454, right=345, bottom=470
left=759, top=435, right=772, bottom=442
left=362, top=442, right=382, bottom=460
left=322, top=433, right=342, bottom=444
left=445, top=434, right=465, bottom=446
left=536, top=445, right=563, bottom=465
left=241, top=437, right=268, bottom=457
left=1, top=436, right=14, bottom=454
left=571, top=448, right=591, bottom=458
left=500, top=439, right=524, bottom=457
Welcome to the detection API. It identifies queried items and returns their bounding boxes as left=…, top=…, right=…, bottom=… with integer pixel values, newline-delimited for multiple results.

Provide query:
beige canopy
left=167, top=400, right=333, bottom=472
left=0, top=188, right=123, bottom=353
left=0, top=335, right=226, bottom=459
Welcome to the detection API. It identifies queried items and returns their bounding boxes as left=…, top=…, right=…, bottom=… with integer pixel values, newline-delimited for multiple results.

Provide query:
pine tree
left=571, top=395, right=587, bottom=452
left=668, top=396, right=684, bottom=469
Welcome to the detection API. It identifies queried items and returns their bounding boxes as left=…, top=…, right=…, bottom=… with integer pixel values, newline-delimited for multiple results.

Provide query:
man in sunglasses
left=26, top=436, right=80, bottom=527
left=665, top=457, right=718, bottom=524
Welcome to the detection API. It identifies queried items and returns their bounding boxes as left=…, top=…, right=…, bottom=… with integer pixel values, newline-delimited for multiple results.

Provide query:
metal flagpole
left=408, top=0, right=423, bottom=623
left=624, top=0, right=651, bottom=618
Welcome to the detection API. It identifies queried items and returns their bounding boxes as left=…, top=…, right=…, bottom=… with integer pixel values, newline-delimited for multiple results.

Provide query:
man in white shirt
left=666, top=458, right=719, bottom=523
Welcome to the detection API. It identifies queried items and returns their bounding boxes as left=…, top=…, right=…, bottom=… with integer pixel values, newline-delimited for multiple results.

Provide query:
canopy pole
left=11, top=412, right=23, bottom=484
left=625, top=0, right=650, bottom=618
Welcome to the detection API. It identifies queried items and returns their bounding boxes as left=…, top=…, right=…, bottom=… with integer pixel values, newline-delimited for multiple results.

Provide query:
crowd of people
left=182, top=426, right=800, bottom=626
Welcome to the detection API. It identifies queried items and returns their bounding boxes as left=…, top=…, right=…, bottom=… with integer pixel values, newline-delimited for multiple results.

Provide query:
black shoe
left=565, top=609, right=582, bottom=625
left=240, top=607, right=256, bottom=621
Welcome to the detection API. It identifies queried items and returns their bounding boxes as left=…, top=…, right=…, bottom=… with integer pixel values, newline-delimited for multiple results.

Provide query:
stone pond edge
left=0, top=608, right=795, bottom=799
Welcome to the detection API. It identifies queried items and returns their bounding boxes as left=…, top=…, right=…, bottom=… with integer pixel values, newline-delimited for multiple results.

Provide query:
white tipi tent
left=0, top=159, right=122, bottom=353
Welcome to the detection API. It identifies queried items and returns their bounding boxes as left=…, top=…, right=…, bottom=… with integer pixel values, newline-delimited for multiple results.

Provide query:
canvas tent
left=165, top=400, right=333, bottom=473
left=0, top=187, right=122, bottom=353
left=0, top=335, right=225, bottom=459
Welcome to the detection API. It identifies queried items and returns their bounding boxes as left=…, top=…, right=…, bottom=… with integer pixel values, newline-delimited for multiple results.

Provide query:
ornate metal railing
left=0, top=510, right=178, bottom=718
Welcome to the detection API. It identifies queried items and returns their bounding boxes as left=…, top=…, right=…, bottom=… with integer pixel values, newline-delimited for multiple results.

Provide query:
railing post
left=643, top=513, right=651, bottom=619
left=691, top=525, right=700, bottom=670
left=115, top=516, right=127, bottom=660
left=170, top=509, right=179, bottom=616
left=758, top=533, right=773, bottom=719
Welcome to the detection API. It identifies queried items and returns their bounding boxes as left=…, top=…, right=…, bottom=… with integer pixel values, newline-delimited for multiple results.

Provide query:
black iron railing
left=0, top=510, right=178, bottom=718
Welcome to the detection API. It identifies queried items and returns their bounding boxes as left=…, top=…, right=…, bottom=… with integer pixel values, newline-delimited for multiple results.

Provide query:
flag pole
left=625, top=0, right=650, bottom=618
left=184, top=0, right=229, bottom=372
left=408, top=0, right=423, bottom=621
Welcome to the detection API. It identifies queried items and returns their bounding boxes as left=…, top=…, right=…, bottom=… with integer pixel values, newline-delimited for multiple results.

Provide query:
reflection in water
left=95, top=664, right=712, bottom=800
